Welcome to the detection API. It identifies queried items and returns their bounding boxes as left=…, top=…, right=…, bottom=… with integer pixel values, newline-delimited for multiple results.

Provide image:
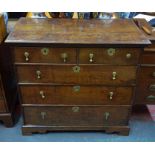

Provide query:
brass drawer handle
left=40, top=91, right=45, bottom=99
left=61, top=53, right=68, bottom=63
left=149, top=84, right=155, bottom=91
left=112, top=71, right=117, bottom=80
left=146, top=95, right=155, bottom=101
left=24, top=52, right=29, bottom=62
left=73, top=86, right=80, bottom=92
left=104, top=112, right=110, bottom=120
left=107, top=48, right=115, bottom=56
left=72, top=66, right=80, bottom=73
left=41, top=48, right=49, bottom=55
left=36, top=70, right=41, bottom=79
left=152, top=72, right=155, bottom=77
left=89, top=53, right=94, bottom=63
left=109, top=92, right=114, bottom=100
left=41, top=112, right=46, bottom=120
left=72, top=106, right=80, bottom=112
left=126, top=53, right=131, bottom=59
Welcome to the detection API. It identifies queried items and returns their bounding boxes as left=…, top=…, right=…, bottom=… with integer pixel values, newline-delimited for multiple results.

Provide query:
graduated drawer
left=23, top=105, right=131, bottom=126
left=14, top=47, right=76, bottom=64
left=19, top=85, right=133, bottom=105
left=0, top=99, right=6, bottom=112
left=79, top=48, right=140, bottom=65
left=17, top=65, right=137, bottom=85
left=136, top=81, right=155, bottom=104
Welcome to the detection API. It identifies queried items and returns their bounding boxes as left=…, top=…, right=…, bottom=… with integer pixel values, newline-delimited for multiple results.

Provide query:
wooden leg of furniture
left=22, top=125, right=130, bottom=136
left=0, top=113, right=14, bottom=127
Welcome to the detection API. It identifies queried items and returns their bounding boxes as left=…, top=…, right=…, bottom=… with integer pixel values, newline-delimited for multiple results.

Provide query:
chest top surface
left=5, top=17, right=150, bottom=45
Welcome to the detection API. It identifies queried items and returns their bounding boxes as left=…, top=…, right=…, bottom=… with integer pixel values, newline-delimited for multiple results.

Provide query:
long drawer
left=16, top=65, right=137, bottom=85
left=19, top=85, right=133, bottom=105
left=23, top=105, right=131, bottom=126
left=14, top=47, right=140, bottom=65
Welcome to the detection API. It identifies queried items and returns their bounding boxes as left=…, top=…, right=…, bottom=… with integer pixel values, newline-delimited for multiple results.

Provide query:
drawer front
left=136, top=66, right=155, bottom=104
left=136, top=81, right=155, bottom=104
left=79, top=48, right=140, bottom=65
left=23, top=105, right=131, bottom=126
left=144, top=44, right=155, bottom=53
left=0, top=99, right=6, bottom=112
left=141, top=54, right=155, bottom=64
left=138, top=66, right=155, bottom=80
left=20, top=85, right=133, bottom=105
left=17, top=65, right=137, bottom=85
left=14, top=47, right=77, bottom=64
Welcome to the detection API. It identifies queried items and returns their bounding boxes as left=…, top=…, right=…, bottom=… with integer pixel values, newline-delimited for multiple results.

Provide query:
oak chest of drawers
left=5, top=18, right=151, bottom=135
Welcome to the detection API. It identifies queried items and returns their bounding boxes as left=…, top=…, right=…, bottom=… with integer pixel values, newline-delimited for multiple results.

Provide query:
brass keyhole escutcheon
left=41, top=48, right=49, bottom=55
left=107, top=48, right=116, bottom=56
left=72, top=66, right=80, bottom=73
left=72, top=106, right=80, bottom=113
left=41, top=112, right=46, bottom=120
left=104, top=112, right=110, bottom=120
left=73, top=86, right=80, bottom=92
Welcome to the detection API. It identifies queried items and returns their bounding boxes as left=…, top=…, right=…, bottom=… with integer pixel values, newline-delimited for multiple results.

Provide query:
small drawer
left=23, top=105, right=131, bottom=126
left=14, top=47, right=77, bottom=64
left=16, top=65, right=137, bottom=85
left=79, top=48, right=140, bottom=65
left=0, top=99, right=6, bottom=112
left=141, top=54, right=155, bottom=64
left=138, top=66, right=155, bottom=80
left=19, top=85, right=133, bottom=105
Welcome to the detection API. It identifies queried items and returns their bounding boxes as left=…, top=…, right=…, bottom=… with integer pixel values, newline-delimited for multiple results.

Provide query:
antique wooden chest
left=0, top=14, right=18, bottom=127
left=134, top=19, right=155, bottom=105
left=5, top=18, right=151, bottom=135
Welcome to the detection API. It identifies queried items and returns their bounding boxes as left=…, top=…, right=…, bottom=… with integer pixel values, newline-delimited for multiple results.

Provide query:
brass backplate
left=72, top=66, right=80, bottom=73
left=107, top=48, right=116, bottom=56
left=41, top=48, right=49, bottom=55
left=73, top=86, right=80, bottom=92
left=72, top=106, right=80, bottom=112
